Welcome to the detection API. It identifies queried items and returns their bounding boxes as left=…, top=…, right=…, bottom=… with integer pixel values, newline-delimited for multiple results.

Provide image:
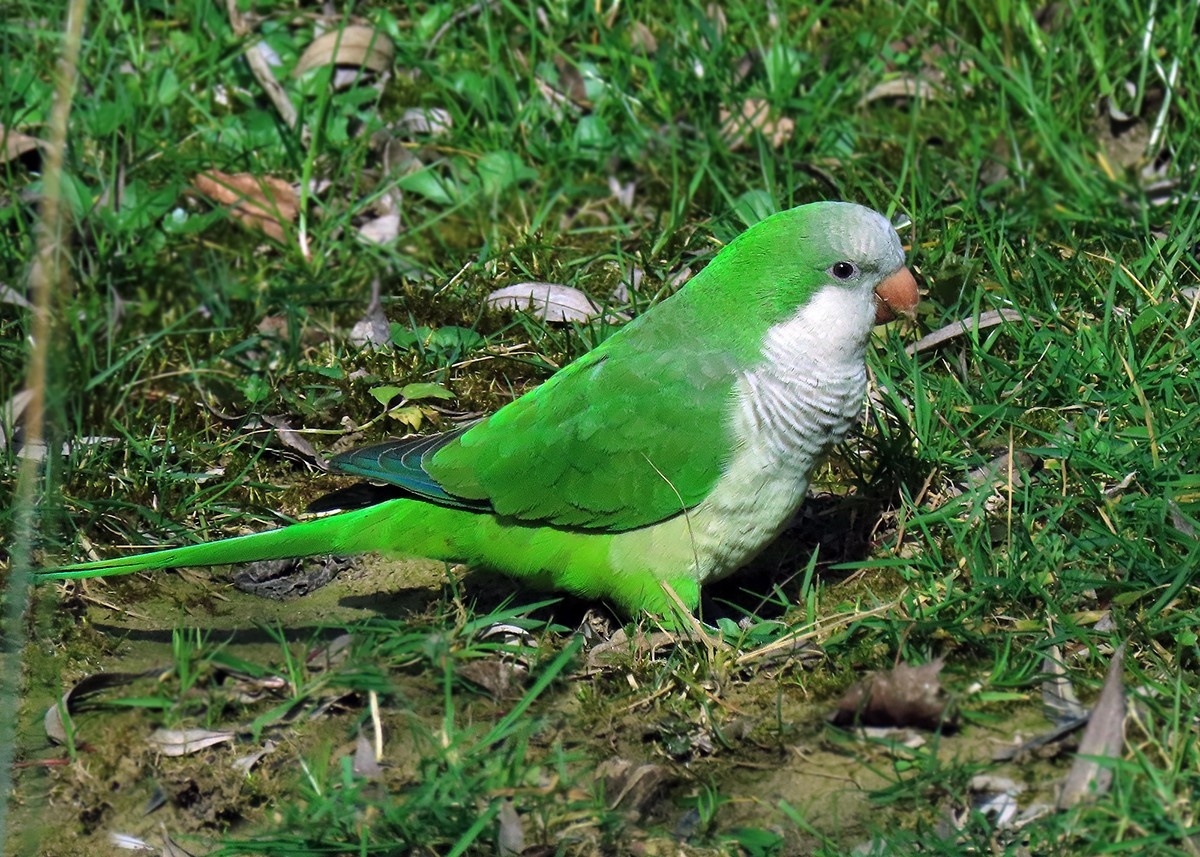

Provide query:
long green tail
left=37, top=499, right=420, bottom=581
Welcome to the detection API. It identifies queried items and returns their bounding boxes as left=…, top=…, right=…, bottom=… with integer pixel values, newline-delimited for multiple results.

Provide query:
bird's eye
left=829, top=261, right=858, bottom=280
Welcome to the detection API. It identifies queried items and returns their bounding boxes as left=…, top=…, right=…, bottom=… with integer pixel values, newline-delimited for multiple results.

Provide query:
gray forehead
left=848, top=205, right=906, bottom=270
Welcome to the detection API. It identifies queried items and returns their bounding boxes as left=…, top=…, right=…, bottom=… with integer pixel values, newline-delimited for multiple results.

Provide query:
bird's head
left=692, top=202, right=918, bottom=363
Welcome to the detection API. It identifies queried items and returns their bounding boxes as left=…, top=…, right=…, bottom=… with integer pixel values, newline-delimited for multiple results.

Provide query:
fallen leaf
left=627, top=21, right=657, bottom=54
left=607, top=175, right=636, bottom=209
left=0, top=125, right=42, bottom=163
left=1167, top=500, right=1197, bottom=539
left=42, top=702, right=69, bottom=746
left=991, top=714, right=1088, bottom=763
left=968, top=775, right=1025, bottom=829
left=231, top=739, right=277, bottom=775
left=45, top=668, right=166, bottom=744
left=905, top=308, right=1024, bottom=356
left=596, top=757, right=675, bottom=813
left=159, top=823, right=199, bottom=857
left=349, top=278, right=391, bottom=348
left=396, top=107, right=453, bottom=137
left=307, top=634, right=354, bottom=672
left=353, top=729, right=383, bottom=778
left=457, top=658, right=526, bottom=700
left=497, top=799, right=525, bottom=857
left=964, top=450, right=1039, bottom=493
left=1041, top=645, right=1086, bottom=724
left=550, top=55, right=592, bottom=108
left=226, top=1, right=297, bottom=129
left=232, top=555, right=355, bottom=599
left=357, top=211, right=400, bottom=245
left=831, top=658, right=955, bottom=730
left=294, top=25, right=394, bottom=80
left=1058, top=644, right=1126, bottom=807
left=486, top=282, right=602, bottom=324
left=859, top=74, right=946, bottom=105
left=1102, top=472, right=1137, bottom=498
left=191, top=170, right=298, bottom=242
left=261, top=414, right=328, bottom=469
left=1, top=388, right=34, bottom=450
left=109, top=832, right=155, bottom=851
left=0, top=283, right=32, bottom=309
left=149, top=728, right=236, bottom=757
left=1094, top=79, right=1163, bottom=172
left=719, top=98, right=794, bottom=151
left=585, top=627, right=679, bottom=671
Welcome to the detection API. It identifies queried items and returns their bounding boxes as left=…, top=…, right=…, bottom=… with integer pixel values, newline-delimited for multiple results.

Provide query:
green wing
left=332, top=293, right=744, bottom=532
left=421, top=292, right=743, bottom=532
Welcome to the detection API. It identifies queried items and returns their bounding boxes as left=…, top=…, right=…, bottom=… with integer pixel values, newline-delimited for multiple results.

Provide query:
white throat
left=674, top=285, right=874, bottom=582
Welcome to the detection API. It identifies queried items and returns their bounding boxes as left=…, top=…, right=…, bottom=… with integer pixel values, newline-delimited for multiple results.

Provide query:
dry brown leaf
left=226, top=0, right=297, bottom=129
left=262, top=414, right=327, bottom=469
left=357, top=212, right=401, bottom=245
left=1058, top=644, right=1126, bottom=808
left=1168, top=499, right=1197, bottom=539
left=294, top=25, right=394, bottom=79
left=45, top=668, right=166, bottom=744
left=349, top=277, right=391, bottom=348
left=719, top=98, right=794, bottom=151
left=859, top=75, right=946, bottom=105
left=231, top=739, right=276, bottom=774
left=1041, top=645, right=1086, bottom=723
left=551, top=55, right=591, bottom=108
left=108, top=832, right=154, bottom=851
left=831, top=658, right=955, bottom=730
left=256, top=313, right=291, bottom=339
left=396, top=107, right=453, bottom=137
left=353, top=729, right=383, bottom=778
left=497, top=799, right=525, bottom=857
left=0, top=125, right=43, bottom=162
left=627, top=21, right=658, bottom=54
left=191, top=170, right=298, bottom=242
left=486, top=282, right=603, bottom=324
left=149, top=728, right=236, bottom=757
left=964, top=449, right=1039, bottom=493
left=43, top=702, right=70, bottom=746
left=457, top=658, right=526, bottom=700
left=232, top=555, right=354, bottom=599
left=596, top=757, right=675, bottom=813
left=307, top=633, right=354, bottom=672
left=905, top=308, right=1024, bottom=356
left=1, top=388, right=34, bottom=450
left=0, top=283, right=32, bottom=309
left=585, top=627, right=678, bottom=672
left=159, top=823, right=199, bottom=857
left=1094, top=80, right=1165, bottom=172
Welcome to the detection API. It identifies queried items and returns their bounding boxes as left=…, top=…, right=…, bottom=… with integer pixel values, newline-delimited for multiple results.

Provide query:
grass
left=4, top=0, right=1200, bottom=853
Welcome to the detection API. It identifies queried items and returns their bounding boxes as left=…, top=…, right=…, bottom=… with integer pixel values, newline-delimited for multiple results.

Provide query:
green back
left=426, top=203, right=852, bottom=531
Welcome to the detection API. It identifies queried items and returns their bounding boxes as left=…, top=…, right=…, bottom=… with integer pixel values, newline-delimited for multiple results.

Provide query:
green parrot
left=40, top=201, right=918, bottom=615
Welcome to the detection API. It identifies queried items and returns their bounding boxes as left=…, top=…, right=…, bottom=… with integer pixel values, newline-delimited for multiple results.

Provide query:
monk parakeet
left=40, top=202, right=918, bottom=615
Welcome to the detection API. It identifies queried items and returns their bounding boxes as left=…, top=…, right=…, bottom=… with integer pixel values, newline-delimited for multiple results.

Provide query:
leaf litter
left=17, top=3, right=1191, bottom=853
left=189, top=171, right=299, bottom=244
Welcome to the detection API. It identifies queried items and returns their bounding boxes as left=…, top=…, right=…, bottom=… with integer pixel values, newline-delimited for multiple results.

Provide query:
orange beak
left=874, top=267, right=919, bottom=325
